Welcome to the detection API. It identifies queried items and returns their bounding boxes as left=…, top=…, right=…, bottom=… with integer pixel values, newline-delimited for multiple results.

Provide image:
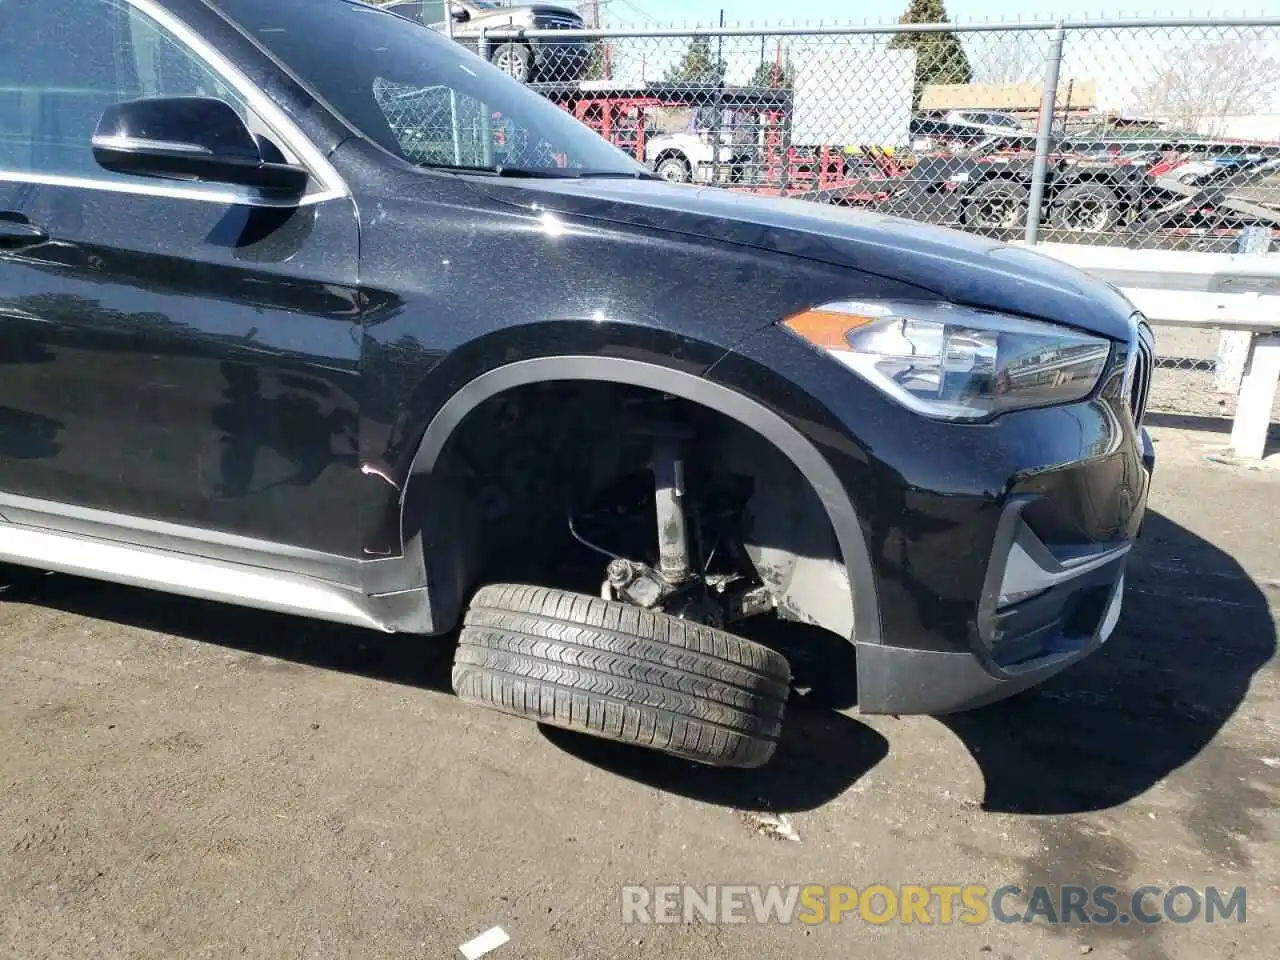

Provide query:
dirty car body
left=0, top=0, right=1153, bottom=721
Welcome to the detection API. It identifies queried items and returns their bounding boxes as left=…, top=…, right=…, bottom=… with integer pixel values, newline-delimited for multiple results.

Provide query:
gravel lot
left=1, top=426, right=1276, bottom=960
left=1147, top=328, right=1280, bottom=424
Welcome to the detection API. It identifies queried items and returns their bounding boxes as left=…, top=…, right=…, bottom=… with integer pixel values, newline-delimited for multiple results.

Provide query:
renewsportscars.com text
left=620, top=884, right=1247, bottom=926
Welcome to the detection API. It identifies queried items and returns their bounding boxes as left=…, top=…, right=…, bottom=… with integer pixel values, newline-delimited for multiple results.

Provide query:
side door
left=0, top=0, right=365, bottom=559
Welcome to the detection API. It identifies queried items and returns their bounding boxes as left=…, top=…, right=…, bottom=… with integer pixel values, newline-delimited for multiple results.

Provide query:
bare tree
left=967, top=34, right=1045, bottom=86
left=1130, top=34, right=1280, bottom=136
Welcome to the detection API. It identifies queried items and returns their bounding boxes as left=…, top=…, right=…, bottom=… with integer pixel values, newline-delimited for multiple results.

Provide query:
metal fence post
left=478, top=33, right=494, bottom=168
left=443, top=5, right=463, bottom=165
left=1024, top=21, right=1065, bottom=245
left=711, top=10, right=726, bottom=186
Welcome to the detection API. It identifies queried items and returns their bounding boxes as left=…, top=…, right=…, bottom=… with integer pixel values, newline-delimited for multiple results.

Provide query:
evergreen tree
left=749, top=55, right=794, bottom=90
left=664, top=36, right=727, bottom=86
left=582, top=41, right=612, bottom=81
left=890, top=0, right=973, bottom=108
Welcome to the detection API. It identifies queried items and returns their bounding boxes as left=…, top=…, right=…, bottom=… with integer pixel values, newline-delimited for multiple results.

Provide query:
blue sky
left=586, top=0, right=1280, bottom=117
left=598, top=0, right=1280, bottom=26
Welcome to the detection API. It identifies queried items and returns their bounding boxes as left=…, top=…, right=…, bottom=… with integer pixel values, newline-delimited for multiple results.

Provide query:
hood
left=472, top=178, right=1137, bottom=341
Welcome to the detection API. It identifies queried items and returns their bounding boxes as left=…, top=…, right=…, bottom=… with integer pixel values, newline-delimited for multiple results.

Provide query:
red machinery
left=531, top=80, right=907, bottom=203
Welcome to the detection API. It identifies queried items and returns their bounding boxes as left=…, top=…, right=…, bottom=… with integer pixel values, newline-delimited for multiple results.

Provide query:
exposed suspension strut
left=591, top=413, right=773, bottom=625
left=601, top=421, right=699, bottom=611
left=651, top=432, right=693, bottom=584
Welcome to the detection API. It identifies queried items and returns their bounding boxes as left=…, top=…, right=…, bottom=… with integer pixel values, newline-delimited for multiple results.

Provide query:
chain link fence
left=371, top=4, right=1280, bottom=422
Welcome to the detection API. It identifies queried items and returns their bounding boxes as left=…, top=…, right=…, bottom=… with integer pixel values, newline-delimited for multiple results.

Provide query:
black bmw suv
left=0, top=0, right=1154, bottom=768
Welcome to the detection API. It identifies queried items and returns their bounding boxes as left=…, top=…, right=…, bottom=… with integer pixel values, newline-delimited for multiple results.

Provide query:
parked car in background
left=0, top=0, right=1155, bottom=771
left=942, top=109, right=1029, bottom=134
left=910, top=111, right=1032, bottom=152
left=380, top=0, right=592, bottom=82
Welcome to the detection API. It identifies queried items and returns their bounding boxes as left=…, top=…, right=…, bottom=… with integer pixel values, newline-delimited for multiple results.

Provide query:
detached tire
left=452, top=584, right=791, bottom=768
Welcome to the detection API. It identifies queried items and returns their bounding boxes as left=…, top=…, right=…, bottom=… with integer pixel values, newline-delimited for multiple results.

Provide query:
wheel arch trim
left=403, top=355, right=881, bottom=647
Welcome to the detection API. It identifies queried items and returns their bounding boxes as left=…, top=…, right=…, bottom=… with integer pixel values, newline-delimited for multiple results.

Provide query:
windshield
left=216, top=0, right=645, bottom=176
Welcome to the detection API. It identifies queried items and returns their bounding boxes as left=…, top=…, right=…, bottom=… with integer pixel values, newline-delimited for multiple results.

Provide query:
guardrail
left=1031, top=243, right=1280, bottom=458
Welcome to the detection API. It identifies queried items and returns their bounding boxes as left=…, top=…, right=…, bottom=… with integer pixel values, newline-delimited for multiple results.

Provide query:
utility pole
left=579, top=0, right=600, bottom=28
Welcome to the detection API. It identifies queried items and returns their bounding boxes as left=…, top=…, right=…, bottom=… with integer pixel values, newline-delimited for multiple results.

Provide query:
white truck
left=643, top=45, right=916, bottom=185
left=645, top=130, right=747, bottom=183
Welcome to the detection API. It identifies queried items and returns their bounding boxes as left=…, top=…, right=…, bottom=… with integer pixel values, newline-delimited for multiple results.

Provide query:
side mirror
left=92, top=97, right=310, bottom=199
left=449, top=2, right=470, bottom=22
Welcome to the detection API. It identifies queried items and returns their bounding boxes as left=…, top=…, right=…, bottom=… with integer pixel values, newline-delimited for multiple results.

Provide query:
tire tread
left=452, top=584, right=791, bottom=768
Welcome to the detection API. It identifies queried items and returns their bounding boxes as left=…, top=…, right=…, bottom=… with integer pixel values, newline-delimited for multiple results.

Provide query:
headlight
left=782, top=300, right=1111, bottom=420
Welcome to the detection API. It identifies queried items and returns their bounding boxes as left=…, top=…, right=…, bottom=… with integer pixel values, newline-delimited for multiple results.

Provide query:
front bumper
left=857, top=493, right=1134, bottom=714
left=710, top=321, right=1154, bottom=716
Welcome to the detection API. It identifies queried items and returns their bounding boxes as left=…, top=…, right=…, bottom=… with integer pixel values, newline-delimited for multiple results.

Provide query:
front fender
left=400, top=354, right=880, bottom=644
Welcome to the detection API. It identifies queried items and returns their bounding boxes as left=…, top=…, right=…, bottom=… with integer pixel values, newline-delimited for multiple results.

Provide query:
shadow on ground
left=943, top=509, right=1277, bottom=815
left=0, top=563, right=885, bottom=813
left=2, top=507, right=1270, bottom=817
left=539, top=705, right=886, bottom=813
left=0, top=567, right=457, bottom=692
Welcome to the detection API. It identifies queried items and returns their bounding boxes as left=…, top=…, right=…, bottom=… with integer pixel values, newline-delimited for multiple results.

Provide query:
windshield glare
left=219, top=0, right=643, bottom=175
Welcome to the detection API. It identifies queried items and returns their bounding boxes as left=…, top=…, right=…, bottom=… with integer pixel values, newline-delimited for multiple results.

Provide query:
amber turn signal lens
left=781, top=310, right=877, bottom=351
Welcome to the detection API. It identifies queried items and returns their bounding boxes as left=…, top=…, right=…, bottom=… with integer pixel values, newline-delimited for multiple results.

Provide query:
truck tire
left=655, top=155, right=692, bottom=183
left=452, top=584, right=792, bottom=768
left=962, top=179, right=1029, bottom=229
left=1050, top=183, right=1123, bottom=233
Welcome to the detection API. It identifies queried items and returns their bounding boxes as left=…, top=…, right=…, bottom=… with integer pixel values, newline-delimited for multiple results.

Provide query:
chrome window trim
left=0, top=169, right=323, bottom=208
left=0, top=0, right=350, bottom=208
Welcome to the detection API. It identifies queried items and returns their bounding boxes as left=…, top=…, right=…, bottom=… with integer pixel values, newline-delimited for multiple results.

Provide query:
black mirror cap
left=95, top=96, right=262, bottom=161
left=92, top=96, right=310, bottom=199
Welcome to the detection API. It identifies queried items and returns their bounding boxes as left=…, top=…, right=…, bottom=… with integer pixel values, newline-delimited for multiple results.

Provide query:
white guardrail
left=1030, top=243, right=1280, bottom=460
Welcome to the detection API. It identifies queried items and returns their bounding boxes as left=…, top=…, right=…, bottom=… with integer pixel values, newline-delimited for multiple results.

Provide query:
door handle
left=0, top=213, right=49, bottom=250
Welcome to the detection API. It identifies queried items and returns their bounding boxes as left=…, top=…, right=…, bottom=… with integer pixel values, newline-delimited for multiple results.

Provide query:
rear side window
left=0, top=0, right=246, bottom=180
left=385, top=2, right=423, bottom=23
left=384, top=2, right=445, bottom=26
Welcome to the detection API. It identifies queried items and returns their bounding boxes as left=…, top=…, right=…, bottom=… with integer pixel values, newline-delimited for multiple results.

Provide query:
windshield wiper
left=575, top=170, right=661, bottom=181
left=493, top=165, right=584, bottom=179
left=494, top=166, right=659, bottom=180
left=422, top=163, right=657, bottom=181
left=416, top=163, right=576, bottom=178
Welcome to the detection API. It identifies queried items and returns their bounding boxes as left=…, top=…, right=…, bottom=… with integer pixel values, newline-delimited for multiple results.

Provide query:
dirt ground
left=1145, top=330, right=1280, bottom=424
left=1, top=425, right=1276, bottom=960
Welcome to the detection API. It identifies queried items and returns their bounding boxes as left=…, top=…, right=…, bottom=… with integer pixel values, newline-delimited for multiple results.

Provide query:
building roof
left=920, top=81, right=1098, bottom=112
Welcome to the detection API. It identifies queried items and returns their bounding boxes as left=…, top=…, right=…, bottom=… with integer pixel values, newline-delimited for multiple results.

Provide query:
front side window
left=218, top=0, right=645, bottom=177
left=0, top=0, right=247, bottom=180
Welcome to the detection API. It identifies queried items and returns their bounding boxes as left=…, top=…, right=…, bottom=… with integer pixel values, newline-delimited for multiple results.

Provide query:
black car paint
left=711, top=326, right=1147, bottom=657
left=465, top=174, right=1138, bottom=341
left=0, top=182, right=363, bottom=555
left=0, top=0, right=1150, bottom=711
